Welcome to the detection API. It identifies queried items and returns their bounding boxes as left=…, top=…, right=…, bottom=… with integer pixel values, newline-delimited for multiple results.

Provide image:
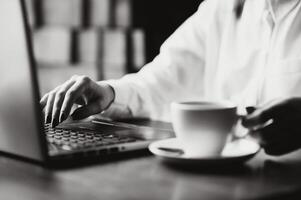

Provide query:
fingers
left=70, top=83, right=116, bottom=120
left=264, top=140, right=301, bottom=156
left=250, top=123, right=283, bottom=146
left=40, top=76, right=113, bottom=127
left=71, top=101, right=103, bottom=120
left=243, top=98, right=301, bottom=156
left=51, top=79, right=76, bottom=127
left=242, top=99, right=287, bottom=128
left=40, top=93, right=49, bottom=108
left=58, top=77, right=90, bottom=124
left=42, top=75, right=89, bottom=127
left=250, top=122, right=301, bottom=156
left=44, top=91, right=56, bottom=124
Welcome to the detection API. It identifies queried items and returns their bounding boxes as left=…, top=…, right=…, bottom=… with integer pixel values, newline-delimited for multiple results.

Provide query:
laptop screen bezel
left=20, top=0, right=49, bottom=161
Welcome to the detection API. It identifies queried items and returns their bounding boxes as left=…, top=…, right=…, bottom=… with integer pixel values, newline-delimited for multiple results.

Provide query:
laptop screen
left=0, top=0, right=46, bottom=161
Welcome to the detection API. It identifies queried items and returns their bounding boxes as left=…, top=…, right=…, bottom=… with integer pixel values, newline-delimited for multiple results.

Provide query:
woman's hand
left=40, top=75, right=115, bottom=127
left=242, top=97, right=301, bottom=156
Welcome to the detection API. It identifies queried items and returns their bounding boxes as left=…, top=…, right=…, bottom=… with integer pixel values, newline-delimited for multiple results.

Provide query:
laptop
left=0, top=0, right=173, bottom=166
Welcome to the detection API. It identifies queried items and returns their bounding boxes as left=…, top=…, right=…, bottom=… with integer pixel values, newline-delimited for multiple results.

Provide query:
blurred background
left=24, top=0, right=202, bottom=95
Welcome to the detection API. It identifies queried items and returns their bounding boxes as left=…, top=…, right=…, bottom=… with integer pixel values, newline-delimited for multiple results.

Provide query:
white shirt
left=104, top=0, right=301, bottom=122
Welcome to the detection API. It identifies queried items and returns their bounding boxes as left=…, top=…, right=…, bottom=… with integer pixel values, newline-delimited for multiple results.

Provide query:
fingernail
left=59, top=113, right=65, bottom=123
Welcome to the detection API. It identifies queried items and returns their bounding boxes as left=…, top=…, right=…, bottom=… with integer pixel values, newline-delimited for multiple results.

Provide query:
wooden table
left=1, top=120, right=301, bottom=200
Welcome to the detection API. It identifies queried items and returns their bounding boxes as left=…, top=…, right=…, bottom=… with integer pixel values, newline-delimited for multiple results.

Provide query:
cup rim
left=171, top=101, right=237, bottom=110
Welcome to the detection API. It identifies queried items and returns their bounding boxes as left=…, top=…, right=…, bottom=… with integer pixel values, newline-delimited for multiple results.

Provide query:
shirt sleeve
left=102, top=0, right=220, bottom=121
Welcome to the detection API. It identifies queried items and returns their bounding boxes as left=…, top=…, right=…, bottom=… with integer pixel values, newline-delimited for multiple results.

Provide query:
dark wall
left=133, top=0, right=203, bottom=62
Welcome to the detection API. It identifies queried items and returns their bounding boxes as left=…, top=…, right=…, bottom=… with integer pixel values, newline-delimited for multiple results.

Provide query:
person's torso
left=203, top=0, right=301, bottom=108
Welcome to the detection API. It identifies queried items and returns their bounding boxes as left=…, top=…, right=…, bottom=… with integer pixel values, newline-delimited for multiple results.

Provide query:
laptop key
left=71, top=136, right=78, bottom=139
left=70, top=132, right=77, bottom=136
left=86, top=135, right=93, bottom=139
left=54, top=135, right=62, bottom=139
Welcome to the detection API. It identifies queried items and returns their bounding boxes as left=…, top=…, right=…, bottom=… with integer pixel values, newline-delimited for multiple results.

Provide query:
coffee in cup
left=171, top=101, right=237, bottom=157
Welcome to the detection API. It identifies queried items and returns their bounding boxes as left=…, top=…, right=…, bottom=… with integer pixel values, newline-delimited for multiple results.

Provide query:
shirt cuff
left=102, top=79, right=131, bottom=108
left=96, top=79, right=133, bottom=119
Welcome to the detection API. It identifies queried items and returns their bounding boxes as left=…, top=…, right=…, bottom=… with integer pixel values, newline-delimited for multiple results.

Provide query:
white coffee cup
left=171, top=101, right=238, bottom=157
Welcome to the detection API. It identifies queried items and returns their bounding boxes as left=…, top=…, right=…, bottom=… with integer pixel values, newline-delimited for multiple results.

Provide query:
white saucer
left=149, top=138, right=260, bottom=166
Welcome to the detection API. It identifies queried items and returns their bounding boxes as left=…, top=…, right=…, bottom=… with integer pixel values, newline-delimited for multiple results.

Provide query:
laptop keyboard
left=44, top=123, right=137, bottom=152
